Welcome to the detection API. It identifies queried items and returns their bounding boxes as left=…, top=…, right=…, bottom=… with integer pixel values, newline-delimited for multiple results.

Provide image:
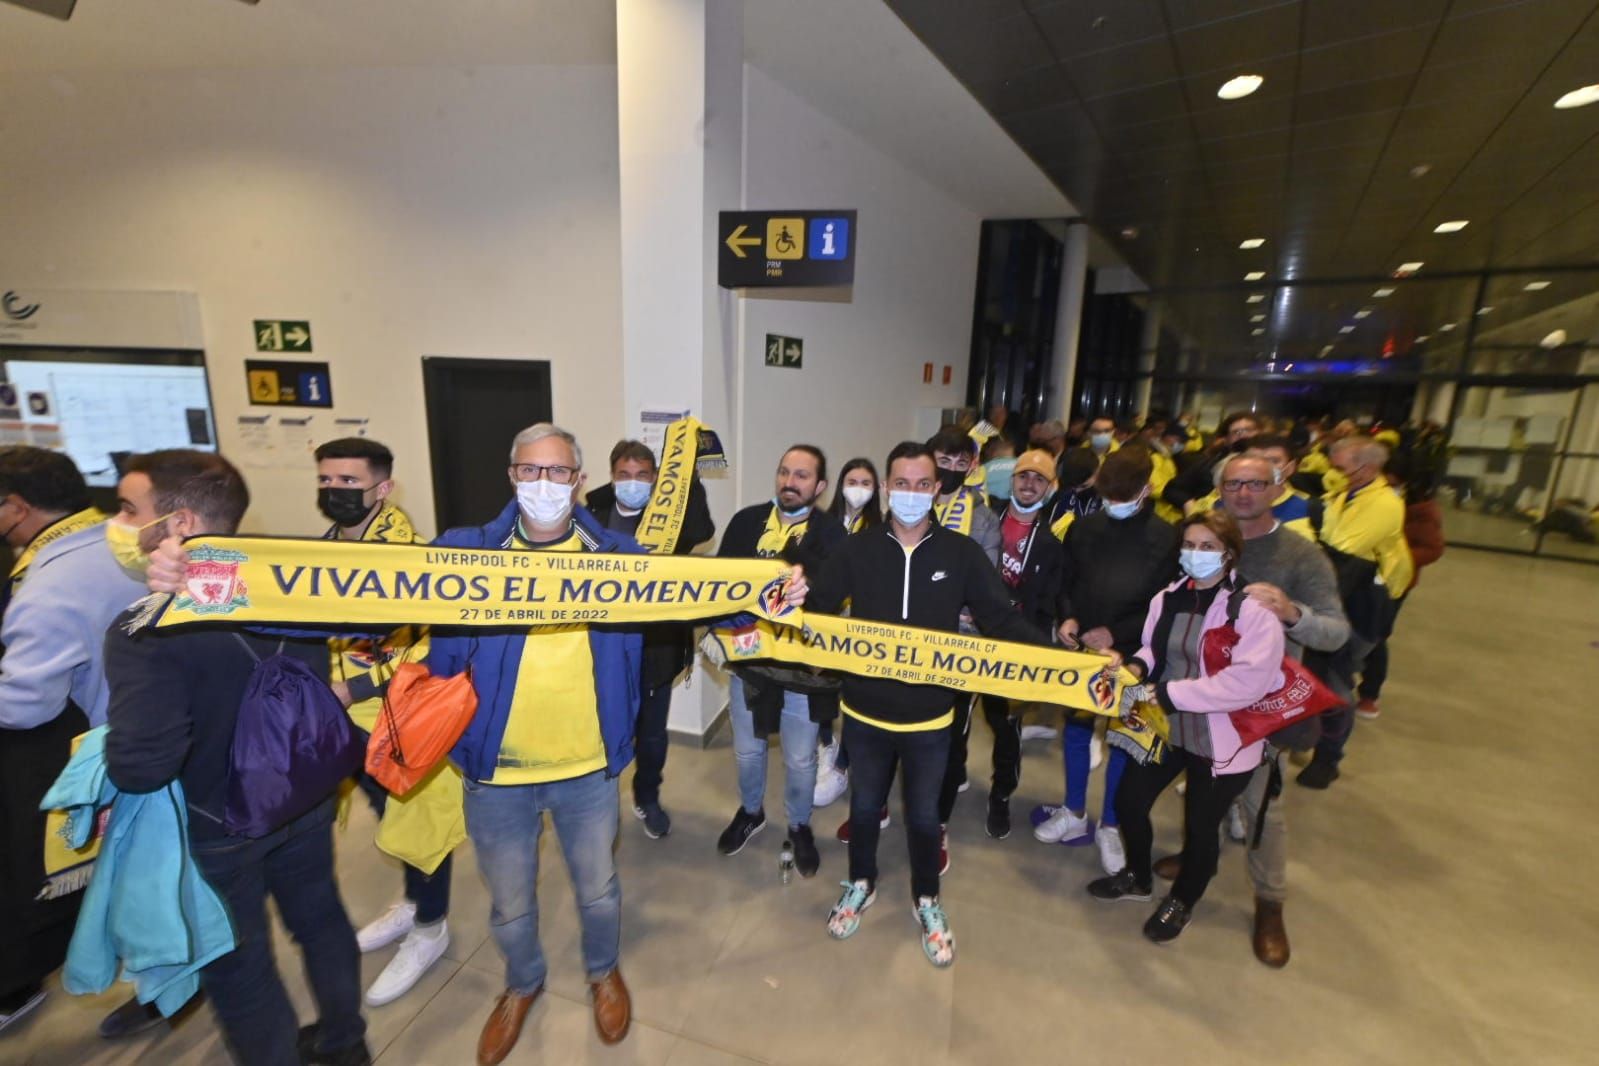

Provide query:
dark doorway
left=965, top=220, right=1064, bottom=428
left=422, top=357, right=553, bottom=532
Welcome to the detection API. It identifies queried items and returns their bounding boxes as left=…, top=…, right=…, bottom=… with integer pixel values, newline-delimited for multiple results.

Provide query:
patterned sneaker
left=827, top=879, right=876, bottom=939
left=913, top=896, right=956, bottom=968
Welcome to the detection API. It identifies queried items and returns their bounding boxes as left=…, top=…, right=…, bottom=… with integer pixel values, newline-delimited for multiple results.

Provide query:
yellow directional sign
left=724, top=224, right=762, bottom=259
left=765, top=218, right=804, bottom=260
left=248, top=369, right=280, bottom=403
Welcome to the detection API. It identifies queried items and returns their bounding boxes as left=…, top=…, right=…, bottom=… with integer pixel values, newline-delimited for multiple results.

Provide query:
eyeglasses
left=1221, top=478, right=1271, bottom=492
left=512, top=463, right=577, bottom=484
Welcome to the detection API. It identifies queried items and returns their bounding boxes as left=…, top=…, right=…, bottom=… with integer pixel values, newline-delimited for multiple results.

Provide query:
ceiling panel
left=886, top=0, right=1599, bottom=360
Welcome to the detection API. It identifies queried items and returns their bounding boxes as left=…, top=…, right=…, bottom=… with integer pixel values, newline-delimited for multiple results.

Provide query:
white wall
left=0, top=63, right=623, bottom=539
left=733, top=65, right=978, bottom=505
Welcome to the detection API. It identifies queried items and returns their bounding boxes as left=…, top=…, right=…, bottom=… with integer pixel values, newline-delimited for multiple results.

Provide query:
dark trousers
left=936, top=695, right=976, bottom=823
left=1116, top=748, right=1255, bottom=908
left=1358, top=594, right=1407, bottom=701
left=843, top=715, right=949, bottom=900
left=982, top=696, right=1022, bottom=801
left=354, top=766, right=451, bottom=925
left=631, top=682, right=673, bottom=807
left=191, top=799, right=365, bottom=1066
left=1313, top=631, right=1377, bottom=767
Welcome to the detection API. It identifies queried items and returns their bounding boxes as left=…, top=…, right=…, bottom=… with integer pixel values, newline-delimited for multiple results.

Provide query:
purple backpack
left=225, top=636, right=364, bottom=838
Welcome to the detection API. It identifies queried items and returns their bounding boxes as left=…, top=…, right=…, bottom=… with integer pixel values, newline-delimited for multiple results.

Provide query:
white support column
left=1134, top=299, right=1160, bottom=418
left=617, top=0, right=744, bottom=738
left=1049, top=220, right=1090, bottom=420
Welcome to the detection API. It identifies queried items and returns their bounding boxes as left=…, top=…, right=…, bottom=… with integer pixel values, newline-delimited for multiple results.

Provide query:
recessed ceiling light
left=1439, top=322, right=1456, bottom=331
left=1339, top=325, right=1355, bottom=334
left=1354, top=307, right=1374, bottom=319
left=1218, top=74, right=1264, bottom=101
left=1395, top=261, right=1424, bottom=276
left=1244, top=271, right=1266, bottom=281
left=1246, top=293, right=1265, bottom=303
left=1477, top=306, right=1494, bottom=315
left=1319, top=345, right=1335, bottom=357
left=1554, top=84, right=1599, bottom=110
left=1252, top=328, right=1264, bottom=336
left=1373, top=287, right=1395, bottom=297
left=1409, top=163, right=1432, bottom=179
left=1120, top=226, right=1140, bottom=240
left=1433, top=220, right=1470, bottom=234
left=1524, top=280, right=1551, bottom=291
left=1541, top=329, right=1569, bottom=348
left=1415, top=335, right=1429, bottom=343
left=1250, top=314, right=1266, bottom=322
left=1239, top=237, right=1266, bottom=249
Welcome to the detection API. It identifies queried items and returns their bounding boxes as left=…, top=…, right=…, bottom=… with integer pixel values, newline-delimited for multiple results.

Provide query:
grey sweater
left=1237, top=525, right=1350, bottom=660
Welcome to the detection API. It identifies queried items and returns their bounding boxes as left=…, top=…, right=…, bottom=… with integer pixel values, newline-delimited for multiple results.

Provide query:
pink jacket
left=1133, top=577, right=1286, bottom=775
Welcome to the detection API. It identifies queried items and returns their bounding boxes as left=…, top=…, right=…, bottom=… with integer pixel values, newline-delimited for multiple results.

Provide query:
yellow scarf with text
left=634, top=417, right=726, bottom=554
left=8, top=507, right=104, bottom=596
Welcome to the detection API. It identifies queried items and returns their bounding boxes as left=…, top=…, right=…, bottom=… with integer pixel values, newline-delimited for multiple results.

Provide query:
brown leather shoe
left=590, top=967, right=631, bottom=1045
left=1253, top=898, right=1290, bottom=969
left=1152, top=854, right=1181, bottom=881
left=477, top=987, right=542, bottom=1066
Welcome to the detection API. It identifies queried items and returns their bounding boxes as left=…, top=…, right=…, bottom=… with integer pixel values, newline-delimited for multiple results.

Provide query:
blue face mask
left=1009, top=489, right=1051, bottom=515
left=613, top=479, right=652, bottom=510
left=888, top=490, right=934, bottom=526
left=1090, top=432, right=1114, bottom=452
left=1103, top=492, right=1144, bottom=520
left=984, top=458, right=1017, bottom=499
left=773, top=496, right=813, bottom=519
left=1180, top=548, right=1227, bottom=581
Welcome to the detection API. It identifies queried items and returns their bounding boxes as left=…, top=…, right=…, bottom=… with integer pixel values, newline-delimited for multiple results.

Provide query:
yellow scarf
left=757, top=506, right=809, bottom=558
left=634, top=417, right=726, bottom=554
left=935, top=489, right=976, bottom=537
left=8, top=507, right=104, bottom=595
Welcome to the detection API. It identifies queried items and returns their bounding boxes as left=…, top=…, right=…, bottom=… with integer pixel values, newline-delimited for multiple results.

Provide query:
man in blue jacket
left=427, top=424, right=644, bottom=1066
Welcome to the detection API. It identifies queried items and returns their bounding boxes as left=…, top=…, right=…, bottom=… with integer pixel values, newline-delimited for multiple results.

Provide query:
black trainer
left=98, top=996, right=166, bottom=1040
left=985, top=797, right=1011, bottom=839
left=1086, top=868, right=1153, bottom=902
left=1295, top=756, right=1341, bottom=790
left=298, top=1025, right=374, bottom=1066
left=1143, top=895, right=1192, bottom=944
left=716, top=806, right=766, bottom=855
left=790, top=824, right=820, bottom=877
left=633, top=802, right=672, bottom=839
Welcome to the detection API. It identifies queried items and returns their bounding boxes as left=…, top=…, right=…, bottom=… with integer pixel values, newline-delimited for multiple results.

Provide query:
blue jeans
left=727, top=675, right=818, bottom=828
left=1064, top=714, right=1126, bottom=827
left=191, top=798, right=364, bottom=1066
left=631, top=682, right=673, bottom=807
left=354, top=762, right=452, bottom=924
left=463, top=771, right=621, bottom=994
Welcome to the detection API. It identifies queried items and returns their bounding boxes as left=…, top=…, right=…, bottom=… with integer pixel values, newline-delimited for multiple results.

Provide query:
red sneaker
left=1355, top=699, right=1380, bottom=721
left=836, top=808, right=890, bottom=843
left=939, top=825, right=950, bottom=876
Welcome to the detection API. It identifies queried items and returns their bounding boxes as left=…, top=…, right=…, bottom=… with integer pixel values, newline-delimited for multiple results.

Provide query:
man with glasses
left=1154, top=452, right=1348, bottom=968
left=584, top=440, right=716, bottom=839
left=1197, top=435, right=1314, bottom=540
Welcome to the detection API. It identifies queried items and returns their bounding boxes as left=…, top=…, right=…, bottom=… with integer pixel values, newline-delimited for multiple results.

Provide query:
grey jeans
left=1239, top=754, right=1287, bottom=903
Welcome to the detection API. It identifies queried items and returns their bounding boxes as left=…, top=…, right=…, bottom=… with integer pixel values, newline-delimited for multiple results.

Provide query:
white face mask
left=841, top=484, right=875, bottom=510
left=613, top=479, right=652, bottom=510
left=1010, top=493, right=1048, bottom=515
left=888, top=490, right=934, bottom=526
left=516, top=479, right=574, bottom=527
left=1179, top=548, right=1227, bottom=581
left=1103, top=491, right=1144, bottom=520
left=1090, top=432, right=1113, bottom=452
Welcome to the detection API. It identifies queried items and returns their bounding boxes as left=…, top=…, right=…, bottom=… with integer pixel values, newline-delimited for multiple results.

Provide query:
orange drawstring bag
left=366, top=664, right=477, bottom=796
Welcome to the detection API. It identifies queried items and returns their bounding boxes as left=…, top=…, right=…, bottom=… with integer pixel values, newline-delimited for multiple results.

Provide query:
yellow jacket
left=1149, top=450, right=1182, bottom=524
left=328, top=504, right=463, bottom=874
left=1321, top=482, right=1413, bottom=598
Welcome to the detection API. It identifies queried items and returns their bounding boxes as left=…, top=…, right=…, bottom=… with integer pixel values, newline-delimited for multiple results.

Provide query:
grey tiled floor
left=7, top=547, right=1599, bottom=1064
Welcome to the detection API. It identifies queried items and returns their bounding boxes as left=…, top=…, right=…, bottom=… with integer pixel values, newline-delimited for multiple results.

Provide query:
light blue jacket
left=0, top=524, right=145, bottom=729
left=41, top=727, right=235, bottom=1015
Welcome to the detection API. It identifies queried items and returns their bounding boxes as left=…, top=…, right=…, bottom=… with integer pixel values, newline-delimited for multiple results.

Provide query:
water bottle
left=779, top=839, right=795, bottom=884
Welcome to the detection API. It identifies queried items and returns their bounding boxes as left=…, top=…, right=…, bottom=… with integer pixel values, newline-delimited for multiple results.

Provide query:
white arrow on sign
left=284, top=326, right=310, bottom=348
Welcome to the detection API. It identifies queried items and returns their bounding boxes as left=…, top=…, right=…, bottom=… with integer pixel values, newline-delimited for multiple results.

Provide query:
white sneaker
left=364, top=921, right=450, bottom=1007
left=816, top=739, right=838, bottom=778
left=813, top=765, right=849, bottom=808
left=356, top=901, right=417, bottom=953
left=1095, top=824, right=1126, bottom=875
left=1034, top=807, right=1091, bottom=844
left=1019, top=724, right=1058, bottom=741
left=1227, top=801, right=1248, bottom=844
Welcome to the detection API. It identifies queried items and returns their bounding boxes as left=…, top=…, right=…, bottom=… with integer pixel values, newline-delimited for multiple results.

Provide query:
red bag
left=366, top=663, right=477, bottom=796
left=1200, top=590, right=1341, bottom=748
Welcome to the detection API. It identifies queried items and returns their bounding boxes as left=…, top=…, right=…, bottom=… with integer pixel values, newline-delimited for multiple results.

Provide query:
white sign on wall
left=0, top=288, right=203, bottom=350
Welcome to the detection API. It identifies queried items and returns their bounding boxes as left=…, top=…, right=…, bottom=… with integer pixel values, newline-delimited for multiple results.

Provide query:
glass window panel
left=1537, top=458, right=1599, bottom=563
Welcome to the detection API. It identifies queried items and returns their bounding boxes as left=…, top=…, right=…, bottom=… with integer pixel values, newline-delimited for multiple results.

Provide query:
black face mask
left=1229, top=437, right=1254, bottom=454
left=937, top=468, right=966, bottom=495
left=318, top=487, right=375, bottom=529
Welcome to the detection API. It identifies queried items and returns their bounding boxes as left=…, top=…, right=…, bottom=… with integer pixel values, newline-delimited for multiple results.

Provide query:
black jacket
left=808, top=523, right=1047, bottom=727
left=718, top=501, right=846, bottom=570
left=586, top=478, right=717, bottom=689
left=1162, top=449, right=1223, bottom=510
left=1058, top=504, right=1179, bottom=657
left=103, top=621, right=332, bottom=841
